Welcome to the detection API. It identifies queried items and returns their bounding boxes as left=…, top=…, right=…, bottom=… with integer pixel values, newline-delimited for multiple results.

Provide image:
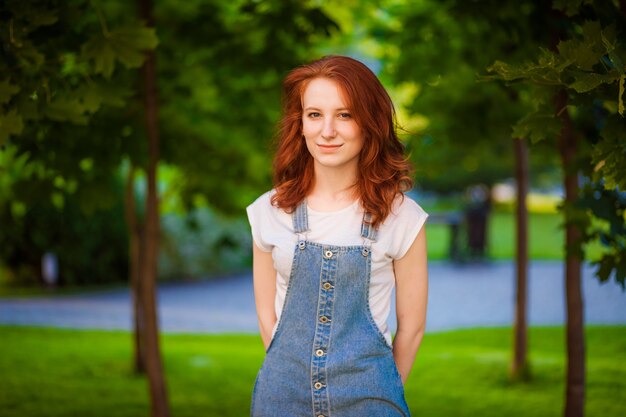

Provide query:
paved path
left=0, top=262, right=624, bottom=334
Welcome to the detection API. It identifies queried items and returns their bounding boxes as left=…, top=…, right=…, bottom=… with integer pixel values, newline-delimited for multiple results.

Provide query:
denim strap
left=292, top=200, right=309, bottom=234
left=361, top=212, right=378, bottom=242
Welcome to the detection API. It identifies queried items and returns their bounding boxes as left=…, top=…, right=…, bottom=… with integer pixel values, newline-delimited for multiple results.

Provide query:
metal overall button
left=322, top=282, right=332, bottom=290
left=361, top=247, right=370, bottom=257
left=298, top=241, right=306, bottom=250
left=323, top=250, right=333, bottom=259
left=315, top=349, right=325, bottom=357
left=319, top=316, right=330, bottom=323
left=314, top=382, right=325, bottom=390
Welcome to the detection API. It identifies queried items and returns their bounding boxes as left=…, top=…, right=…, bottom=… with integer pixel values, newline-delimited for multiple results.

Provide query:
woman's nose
left=321, top=118, right=337, bottom=139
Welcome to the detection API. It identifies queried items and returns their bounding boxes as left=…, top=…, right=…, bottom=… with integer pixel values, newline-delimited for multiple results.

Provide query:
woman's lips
left=318, top=144, right=343, bottom=152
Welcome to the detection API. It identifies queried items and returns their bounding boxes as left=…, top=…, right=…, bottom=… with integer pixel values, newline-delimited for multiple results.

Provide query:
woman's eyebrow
left=303, top=106, right=350, bottom=111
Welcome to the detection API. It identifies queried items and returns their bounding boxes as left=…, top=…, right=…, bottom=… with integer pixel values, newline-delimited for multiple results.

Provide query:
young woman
left=246, top=55, right=428, bottom=417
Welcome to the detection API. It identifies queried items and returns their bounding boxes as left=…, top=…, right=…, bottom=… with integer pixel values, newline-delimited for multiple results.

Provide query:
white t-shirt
left=246, top=190, right=428, bottom=346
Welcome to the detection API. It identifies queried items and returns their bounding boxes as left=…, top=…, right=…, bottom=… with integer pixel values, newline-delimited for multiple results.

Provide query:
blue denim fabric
left=251, top=202, right=410, bottom=417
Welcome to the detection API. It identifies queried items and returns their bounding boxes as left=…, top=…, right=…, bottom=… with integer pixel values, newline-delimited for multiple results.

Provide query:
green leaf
left=0, top=80, right=20, bottom=104
left=486, top=61, right=528, bottom=81
left=512, top=110, right=562, bottom=144
left=82, top=37, right=117, bottom=78
left=81, top=25, right=158, bottom=79
left=568, top=71, right=620, bottom=93
left=0, top=110, right=24, bottom=144
left=593, top=115, right=626, bottom=189
left=594, top=256, right=614, bottom=283
left=557, top=22, right=605, bottom=71
left=44, top=97, right=88, bottom=125
left=488, top=50, right=565, bottom=86
left=80, top=84, right=103, bottom=113
left=76, top=82, right=129, bottom=113
left=60, top=52, right=89, bottom=77
left=111, top=26, right=159, bottom=68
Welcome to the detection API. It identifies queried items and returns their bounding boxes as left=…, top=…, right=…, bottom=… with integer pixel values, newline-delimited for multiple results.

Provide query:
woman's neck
left=307, top=163, right=359, bottom=212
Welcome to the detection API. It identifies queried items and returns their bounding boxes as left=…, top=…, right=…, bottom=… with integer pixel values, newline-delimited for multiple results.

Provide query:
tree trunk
left=556, top=90, right=585, bottom=417
left=124, top=164, right=146, bottom=373
left=138, top=0, right=170, bottom=415
left=511, top=137, right=530, bottom=381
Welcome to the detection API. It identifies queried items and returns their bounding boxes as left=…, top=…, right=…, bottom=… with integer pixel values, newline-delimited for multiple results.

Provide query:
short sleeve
left=385, top=196, right=429, bottom=260
left=246, top=191, right=273, bottom=252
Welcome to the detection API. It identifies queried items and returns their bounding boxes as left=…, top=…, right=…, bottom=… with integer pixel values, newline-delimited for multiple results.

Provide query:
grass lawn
left=427, top=212, right=603, bottom=261
left=0, top=326, right=624, bottom=417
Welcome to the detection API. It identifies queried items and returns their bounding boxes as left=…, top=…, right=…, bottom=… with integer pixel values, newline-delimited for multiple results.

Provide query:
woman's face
left=301, top=77, right=364, bottom=174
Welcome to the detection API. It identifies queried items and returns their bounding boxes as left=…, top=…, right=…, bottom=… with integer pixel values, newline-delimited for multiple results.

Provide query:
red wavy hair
left=271, top=55, right=413, bottom=227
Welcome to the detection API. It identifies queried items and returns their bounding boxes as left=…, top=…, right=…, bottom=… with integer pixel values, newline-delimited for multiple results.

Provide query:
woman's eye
left=338, top=112, right=352, bottom=119
left=307, top=112, right=321, bottom=118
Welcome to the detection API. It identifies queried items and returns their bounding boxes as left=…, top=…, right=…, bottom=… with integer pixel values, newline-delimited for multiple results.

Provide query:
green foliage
left=511, top=108, right=562, bottom=144
left=486, top=0, right=626, bottom=287
left=159, top=208, right=252, bottom=279
left=0, top=175, right=129, bottom=286
left=578, top=182, right=626, bottom=287
left=81, top=25, right=158, bottom=78
left=0, top=109, right=23, bottom=143
left=0, top=79, right=20, bottom=103
left=0, top=0, right=156, bottom=143
left=487, top=21, right=624, bottom=143
left=0, top=100, right=143, bottom=284
left=592, top=115, right=626, bottom=190
left=0, top=1, right=152, bottom=286
left=379, top=0, right=557, bottom=192
left=0, top=2, right=149, bottom=286
left=0, top=0, right=338, bottom=286
left=153, top=0, right=338, bottom=214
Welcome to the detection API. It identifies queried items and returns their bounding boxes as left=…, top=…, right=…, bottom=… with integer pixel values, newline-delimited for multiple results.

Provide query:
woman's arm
left=252, top=242, right=278, bottom=350
left=392, top=226, right=428, bottom=384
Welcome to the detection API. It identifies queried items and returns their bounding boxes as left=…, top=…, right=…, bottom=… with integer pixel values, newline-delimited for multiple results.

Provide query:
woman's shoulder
left=247, top=189, right=277, bottom=213
left=378, top=193, right=429, bottom=259
left=388, top=193, right=429, bottom=222
left=247, top=189, right=294, bottom=222
left=246, top=190, right=292, bottom=252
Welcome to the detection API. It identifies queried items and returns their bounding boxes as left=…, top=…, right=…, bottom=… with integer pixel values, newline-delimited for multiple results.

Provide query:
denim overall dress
left=251, top=201, right=410, bottom=417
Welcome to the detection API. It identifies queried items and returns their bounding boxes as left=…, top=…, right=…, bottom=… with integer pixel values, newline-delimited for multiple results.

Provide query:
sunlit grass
left=428, top=212, right=603, bottom=261
left=489, top=212, right=564, bottom=260
left=0, top=326, right=624, bottom=417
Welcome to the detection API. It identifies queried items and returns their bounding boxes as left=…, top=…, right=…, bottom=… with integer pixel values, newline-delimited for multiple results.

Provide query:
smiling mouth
left=318, top=144, right=342, bottom=149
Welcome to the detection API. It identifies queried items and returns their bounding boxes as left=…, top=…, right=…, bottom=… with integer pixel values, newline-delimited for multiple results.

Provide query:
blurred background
left=1, top=0, right=625, bottom=416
